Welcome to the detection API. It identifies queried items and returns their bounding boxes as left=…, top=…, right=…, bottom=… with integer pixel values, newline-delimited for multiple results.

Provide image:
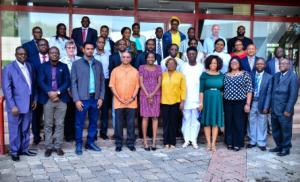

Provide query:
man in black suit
left=71, top=16, right=98, bottom=57
left=22, top=26, right=43, bottom=59
left=155, top=27, right=164, bottom=59
left=100, top=25, right=115, bottom=55
left=270, top=58, right=299, bottom=156
left=109, top=39, right=127, bottom=76
left=28, top=39, right=50, bottom=145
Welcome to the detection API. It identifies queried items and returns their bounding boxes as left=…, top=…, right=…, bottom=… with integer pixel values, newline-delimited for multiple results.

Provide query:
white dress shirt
left=161, top=56, right=184, bottom=72
left=59, top=56, right=81, bottom=73
left=16, top=60, right=31, bottom=94
left=155, top=38, right=164, bottom=58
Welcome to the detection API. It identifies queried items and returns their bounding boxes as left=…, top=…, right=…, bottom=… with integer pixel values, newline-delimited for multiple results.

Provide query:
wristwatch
left=57, top=90, right=61, bottom=95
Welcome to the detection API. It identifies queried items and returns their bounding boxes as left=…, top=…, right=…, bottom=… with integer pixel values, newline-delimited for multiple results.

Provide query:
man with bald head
left=203, top=24, right=227, bottom=55
left=109, top=51, right=140, bottom=152
left=38, top=46, right=70, bottom=157
left=269, top=58, right=299, bottom=156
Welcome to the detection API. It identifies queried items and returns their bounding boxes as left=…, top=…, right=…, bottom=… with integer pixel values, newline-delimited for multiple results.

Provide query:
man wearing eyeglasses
left=269, top=58, right=299, bottom=156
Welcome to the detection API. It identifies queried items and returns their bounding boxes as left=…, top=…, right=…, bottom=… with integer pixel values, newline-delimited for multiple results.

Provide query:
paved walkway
left=0, top=134, right=300, bottom=182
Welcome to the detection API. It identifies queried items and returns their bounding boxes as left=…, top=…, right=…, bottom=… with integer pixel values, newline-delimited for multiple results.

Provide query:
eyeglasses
left=66, top=46, right=76, bottom=49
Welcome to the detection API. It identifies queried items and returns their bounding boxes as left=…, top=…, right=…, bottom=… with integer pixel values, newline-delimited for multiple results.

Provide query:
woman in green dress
left=199, top=55, right=225, bottom=152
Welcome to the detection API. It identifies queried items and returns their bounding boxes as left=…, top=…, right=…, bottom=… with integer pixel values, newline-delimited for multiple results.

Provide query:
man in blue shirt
left=71, top=42, right=105, bottom=155
left=203, top=24, right=227, bottom=55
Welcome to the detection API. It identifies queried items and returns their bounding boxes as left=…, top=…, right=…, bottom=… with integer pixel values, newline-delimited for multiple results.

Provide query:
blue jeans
left=75, top=96, right=99, bottom=145
left=115, top=108, right=136, bottom=147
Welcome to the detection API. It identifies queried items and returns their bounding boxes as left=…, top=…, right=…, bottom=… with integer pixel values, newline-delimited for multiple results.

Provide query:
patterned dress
left=139, top=65, right=162, bottom=117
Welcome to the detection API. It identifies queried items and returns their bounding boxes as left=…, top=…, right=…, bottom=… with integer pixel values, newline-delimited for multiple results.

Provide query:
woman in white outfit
left=180, top=47, right=204, bottom=149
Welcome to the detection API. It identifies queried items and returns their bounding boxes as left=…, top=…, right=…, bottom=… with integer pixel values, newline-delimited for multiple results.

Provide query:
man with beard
left=227, top=25, right=253, bottom=54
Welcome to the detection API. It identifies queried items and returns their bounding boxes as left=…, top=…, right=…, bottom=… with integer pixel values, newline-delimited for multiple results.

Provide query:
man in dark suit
left=2, top=47, right=38, bottom=161
left=247, top=58, right=272, bottom=151
left=241, top=44, right=258, bottom=74
left=155, top=27, right=164, bottom=59
left=135, top=39, right=162, bottom=69
left=227, top=25, right=253, bottom=54
left=100, top=25, right=115, bottom=55
left=22, top=26, right=43, bottom=59
left=266, top=47, right=285, bottom=76
left=28, top=38, right=50, bottom=145
left=109, top=39, right=127, bottom=76
left=71, top=16, right=98, bottom=57
left=38, top=47, right=70, bottom=157
left=270, top=58, right=299, bottom=156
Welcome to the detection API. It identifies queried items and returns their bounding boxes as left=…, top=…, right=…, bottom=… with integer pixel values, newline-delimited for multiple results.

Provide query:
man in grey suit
left=2, top=47, right=37, bottom=161
left=270, top=58, right=299, bottom=156
left=247, top=58, right=272, bottom=151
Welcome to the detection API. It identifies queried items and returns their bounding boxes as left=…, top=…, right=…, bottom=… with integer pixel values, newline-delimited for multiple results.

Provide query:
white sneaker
left=192, top=143, right=198, bottom=149
left=182, top=142, right=189, bottom=148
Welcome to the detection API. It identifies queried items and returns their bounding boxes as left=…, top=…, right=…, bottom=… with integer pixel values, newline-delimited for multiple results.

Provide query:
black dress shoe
left=227, top=145, right=233, bottom=150
left=233, top=147, right=240, bottom=151
left=128, top=146, right=136, bottom=152
left=144, top=147, right=150, bottom=151
left=258, top=146, right=267, bottom=151
left=100, top=133, right=109, bottom=140
left=44, top=149, right=52, bottom=157
left=115, top=146, right=122, bottom=152
left=246, top=144, right=256, bottom=148
left=20, top=150, right=37, bottom=156
left=11, top=154, right=20, bottom=161
left=55, top=148, right=65, bottom=156
left=277, top=150, right=290, bottom=157
left=151, top=146, right=157, bottom=151
left=269, top=147, right=282, bottom=153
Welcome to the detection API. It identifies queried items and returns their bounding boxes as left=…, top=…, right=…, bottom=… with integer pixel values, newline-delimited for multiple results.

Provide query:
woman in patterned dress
left=139, top=52, right=162, bottom=151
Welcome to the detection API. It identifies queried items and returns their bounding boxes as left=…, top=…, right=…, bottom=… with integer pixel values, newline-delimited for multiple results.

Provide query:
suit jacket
left=154, top=38, right=164, bottom=58
left=27, top=54, right=43, bottom=74
left=271, top=70, right=299, bottom=116
left=252, top=71, right=273, bottom=113
left=2, top=61, right=37, bottom=113
left=265, top=57, right=278, bottom=76
left=108, top=38, right=115, bottom=55
left=241, top=56, right=258, bottom=74
left=22, top=39, right=39, bottom=58
left=162, top=30, right=186, bottom=58
left=38, top=61, right=70, bottom=104
left=71, top=27, right=98, bottom=56
left=134, top=51, right=162, bottom=69
left=71, top=57, right=105, bottom=102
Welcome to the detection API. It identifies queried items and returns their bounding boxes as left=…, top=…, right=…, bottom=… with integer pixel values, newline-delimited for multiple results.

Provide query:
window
left=72, top=14, right=134, bottom=42
left=1, top=11, right=69, bottom=66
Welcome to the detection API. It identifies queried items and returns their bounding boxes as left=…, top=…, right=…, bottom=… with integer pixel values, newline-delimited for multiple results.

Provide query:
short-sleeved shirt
left=224, top=71, right=253, bottom=100
left=109, top=65, right=140, bottom=109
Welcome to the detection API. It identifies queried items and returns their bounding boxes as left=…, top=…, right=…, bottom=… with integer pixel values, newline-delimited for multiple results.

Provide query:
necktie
left=82, top=29, right=87, bottom=42
left=42, top=55, right=47, bottom=63
left=255, top=73, right=260, bottom=97
left=157, top=39, right=162, bottom=57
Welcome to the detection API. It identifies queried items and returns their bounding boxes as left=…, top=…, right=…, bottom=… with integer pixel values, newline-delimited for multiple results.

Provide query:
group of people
left=2, top=15, right=299, bottom=162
